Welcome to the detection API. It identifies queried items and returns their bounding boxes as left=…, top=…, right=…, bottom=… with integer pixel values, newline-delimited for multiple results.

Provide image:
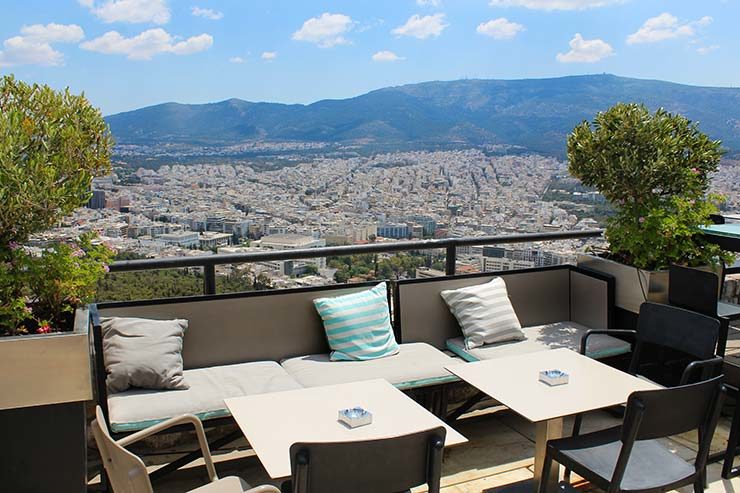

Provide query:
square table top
left=446, top=348, right=660, bottom=423
left=224, top=378, right=468, bottom=479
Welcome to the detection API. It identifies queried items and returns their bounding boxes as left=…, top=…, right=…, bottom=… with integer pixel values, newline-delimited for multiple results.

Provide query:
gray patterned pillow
left=101, top=317, right=189, bottom=393
left=440, top=277, right=524, bottom=350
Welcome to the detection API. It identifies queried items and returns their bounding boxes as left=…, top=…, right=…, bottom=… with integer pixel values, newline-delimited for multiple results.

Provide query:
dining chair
left=91, top=406, right=281, bottom=493
left=565, top=302, right=722, bottom=481
left=283, top=427, right=446, bottom=493
left=539, top=375, right=726, bottom=493
left=669, top=264, right=740, bottom=357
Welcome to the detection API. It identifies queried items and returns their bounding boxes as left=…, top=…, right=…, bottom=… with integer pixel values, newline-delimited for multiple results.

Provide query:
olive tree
left=568, top=103, right=729, bottom=270
left=0, top=76, right=112, bottom=247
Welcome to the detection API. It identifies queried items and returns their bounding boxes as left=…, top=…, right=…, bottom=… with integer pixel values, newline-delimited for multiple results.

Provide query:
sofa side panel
left=570, top=269, right=613, bottom=331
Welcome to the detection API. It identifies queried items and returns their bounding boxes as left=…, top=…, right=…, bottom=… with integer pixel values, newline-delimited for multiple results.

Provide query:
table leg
left=534, top=418, right=563, bottom=493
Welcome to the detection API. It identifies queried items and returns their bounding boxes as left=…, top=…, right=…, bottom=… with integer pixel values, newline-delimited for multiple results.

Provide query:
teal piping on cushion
left=445, top=339, right=480, bottom=363
left=584, top=342, right=631, bottom=360
left=110, top=408, right=231, bottom=433
left=394, top=374, right=460, bottom=390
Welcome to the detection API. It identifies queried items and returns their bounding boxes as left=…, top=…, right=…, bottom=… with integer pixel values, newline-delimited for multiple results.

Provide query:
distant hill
left=106, top=74, right=740, bottom=157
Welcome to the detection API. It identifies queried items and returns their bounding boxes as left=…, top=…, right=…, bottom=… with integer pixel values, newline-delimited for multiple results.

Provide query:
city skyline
left=0, top=0, right=737, bottom=115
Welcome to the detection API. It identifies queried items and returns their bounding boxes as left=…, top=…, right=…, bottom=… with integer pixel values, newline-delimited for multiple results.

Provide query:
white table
left=446, top=348, right=660, bottom=492
left=224, top=378, right=468, bottom=479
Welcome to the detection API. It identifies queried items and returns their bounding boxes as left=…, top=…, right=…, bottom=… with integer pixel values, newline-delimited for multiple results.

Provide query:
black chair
left=539, top=376, right=726, bottom=493
left=283, top=427, right=446, bottom=493
left=669, top=264, right=740, bottom=357
left=565, top=302, right=723, bottom=481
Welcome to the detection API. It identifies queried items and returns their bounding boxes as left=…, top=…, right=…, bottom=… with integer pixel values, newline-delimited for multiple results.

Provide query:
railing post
left=445, top=244, right=456, bottom=276
left=204, top=265, right=216, bottom=295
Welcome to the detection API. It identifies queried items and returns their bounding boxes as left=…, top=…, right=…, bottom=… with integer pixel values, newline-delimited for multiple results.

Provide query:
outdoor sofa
left=89, top=264, right=626, bottom=474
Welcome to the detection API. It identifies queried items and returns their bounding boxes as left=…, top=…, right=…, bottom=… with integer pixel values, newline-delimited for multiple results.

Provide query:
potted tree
left=0, top=76, right=113, bottom=492
left=571, top=103, right=732, bottom=315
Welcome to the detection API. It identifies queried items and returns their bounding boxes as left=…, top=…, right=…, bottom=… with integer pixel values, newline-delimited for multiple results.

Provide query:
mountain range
left=106, top=74, right=740, bottom=157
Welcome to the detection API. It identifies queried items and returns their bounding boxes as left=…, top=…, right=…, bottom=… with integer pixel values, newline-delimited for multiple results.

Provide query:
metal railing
left=109, top=229, right=604, bottom=295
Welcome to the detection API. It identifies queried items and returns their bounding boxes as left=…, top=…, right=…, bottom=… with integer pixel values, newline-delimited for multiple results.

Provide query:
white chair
left=91, top=406, right=280, bottom=493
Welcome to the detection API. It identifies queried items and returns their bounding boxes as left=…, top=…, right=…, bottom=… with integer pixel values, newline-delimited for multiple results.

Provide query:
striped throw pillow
left=313, top=283, right=400, bottom=362
left=440, top=277, right=524, bottom=350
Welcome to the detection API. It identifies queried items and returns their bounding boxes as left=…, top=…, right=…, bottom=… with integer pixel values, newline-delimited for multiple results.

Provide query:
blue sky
left=1, top=0, right=737, bottom=115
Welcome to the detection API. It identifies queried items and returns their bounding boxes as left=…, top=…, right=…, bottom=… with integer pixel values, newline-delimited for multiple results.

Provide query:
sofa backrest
left=96, top=282, right=384, bottom=370
left=395, top=266, right=613, bottom=350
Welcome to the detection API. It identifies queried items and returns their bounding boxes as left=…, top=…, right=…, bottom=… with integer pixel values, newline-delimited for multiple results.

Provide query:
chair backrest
left=613, top=376, right=725, bottom=491
left=629, top=302, right=720, bottom=382
left=91, top=406, right=153, bottom=493
left=289, top=427, right=446, bottom=493
left=668, top=264, right=720, bottom=317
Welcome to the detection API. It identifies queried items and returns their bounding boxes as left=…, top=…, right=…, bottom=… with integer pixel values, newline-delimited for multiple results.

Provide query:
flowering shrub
left=0, top=234, right=114, bottom=336
left=568, top=103, right=732, bottom=270
left=0, top=76, right=113, bottom=336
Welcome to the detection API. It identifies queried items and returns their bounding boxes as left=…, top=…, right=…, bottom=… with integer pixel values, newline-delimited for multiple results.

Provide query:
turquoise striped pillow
left=313, top=283, right=400, bottom=362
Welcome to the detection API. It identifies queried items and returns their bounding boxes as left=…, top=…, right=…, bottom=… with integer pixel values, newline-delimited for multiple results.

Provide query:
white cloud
left=416, top=0, right=442, bottom=6
left=696, top=44, right=719, bottom=55
left=392, top=13, right=448, bottom=39
left=292, top=13, right=353, bottom=48
left=477, top=18, right=524, bottom=39
left=372, top=50, right=404, bottom=62
left=80, top=0, right=171, bottom=25
left=627, top=13, right=712, bottom=45
left=229, top=56, right=244, bottom=63
left=80, top=28, right=212, bottom=60
left=489, top=0, right=624, bottom=10
left=261, top=51, right=277, bottom=60
left=191, top=6, right=223, bottom=21
left=0, top=23, right=84, bottom=68
left=556, top=33, right=614, bottom=63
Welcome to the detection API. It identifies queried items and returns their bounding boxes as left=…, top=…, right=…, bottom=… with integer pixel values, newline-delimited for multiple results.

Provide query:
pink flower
left=71, top=249, right=85, bottom=258
left=8, top=242, right=20, bottom=251
left=639, top=217, right=646, bottom=224
left=103, top=265, right=110, bottom=273
left=691, top=168, right=701, bottom=174
left=37, top=324, right=51, bottom=334
left=24, top=306, right=33, bottom=314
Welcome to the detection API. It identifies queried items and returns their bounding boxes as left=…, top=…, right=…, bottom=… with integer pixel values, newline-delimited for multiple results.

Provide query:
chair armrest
left=580, top=329, right=636, bottom=355
left=117, top=414, right=218, bottom=482
left=680, top=356, right=724, bottom=385
left=246, top=486, right=281, bottom=493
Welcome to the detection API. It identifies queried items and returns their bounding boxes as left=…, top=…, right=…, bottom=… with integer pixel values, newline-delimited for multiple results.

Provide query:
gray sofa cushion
left=446, top=321, right=631, bottom=362
left=102, top=317, right=189, bottom=393
left=280, top=343, right=459, bottom=389
left=108, top=361, right=302, bottom=433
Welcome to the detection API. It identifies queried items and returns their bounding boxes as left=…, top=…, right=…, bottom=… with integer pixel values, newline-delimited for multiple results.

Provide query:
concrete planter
left=577, top=254, right=668, bottom=314
left=0, top=307, right=92, bottom=410
left=0, top=307, right=91, bottom=493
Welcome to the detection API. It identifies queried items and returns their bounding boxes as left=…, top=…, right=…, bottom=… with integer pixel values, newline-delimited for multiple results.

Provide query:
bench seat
left=108, top=361, right=302, bottom=433
left=280, top=342, right=460, bottom=390
left=446, top=321, right=631, bottom=363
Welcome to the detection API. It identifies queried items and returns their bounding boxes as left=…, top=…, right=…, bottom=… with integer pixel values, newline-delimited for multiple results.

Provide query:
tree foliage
left=0, top=76, right=112, bottom=246
left=568, top=103, right=731, bottom=270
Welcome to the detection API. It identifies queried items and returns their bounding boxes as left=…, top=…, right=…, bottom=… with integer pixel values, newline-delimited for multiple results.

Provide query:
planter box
left=0, top=307, right=92, bottom=410
left=0, top=308, right=91, bottom=493
left=577, top=254, right=668, bottom=314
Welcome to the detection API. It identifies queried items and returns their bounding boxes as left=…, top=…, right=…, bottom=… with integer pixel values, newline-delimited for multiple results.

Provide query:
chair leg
left=694, top=475, right=705, bottom=493
left=538, top=449, right=555, bottom=493
left=723, top=395, right=740, bottom=478
left=563, top=413, right=584, bottom=482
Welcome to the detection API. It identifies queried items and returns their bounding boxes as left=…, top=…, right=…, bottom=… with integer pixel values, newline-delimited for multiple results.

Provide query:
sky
left=1, top=0, right=738, bottom=115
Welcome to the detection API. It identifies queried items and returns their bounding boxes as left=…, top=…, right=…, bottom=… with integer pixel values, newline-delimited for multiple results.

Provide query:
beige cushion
left=440, top=277, right=524, bottom=349
left=102, top=317, right=189, bottom=393
left=446, top=321, right=631, bottom=362
left=108, top=361, right=302, bottom=433
left=280, top=343, right=459, bottom=389
left=188, top=476, right=254, bottom=493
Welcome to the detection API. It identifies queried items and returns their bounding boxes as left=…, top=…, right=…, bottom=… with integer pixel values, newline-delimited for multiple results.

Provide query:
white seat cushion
left=280, top=343, right=459, bottom=389
left=446, top=321, right=631, bottom=362
left=108, top=361, right=302, bottom=433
